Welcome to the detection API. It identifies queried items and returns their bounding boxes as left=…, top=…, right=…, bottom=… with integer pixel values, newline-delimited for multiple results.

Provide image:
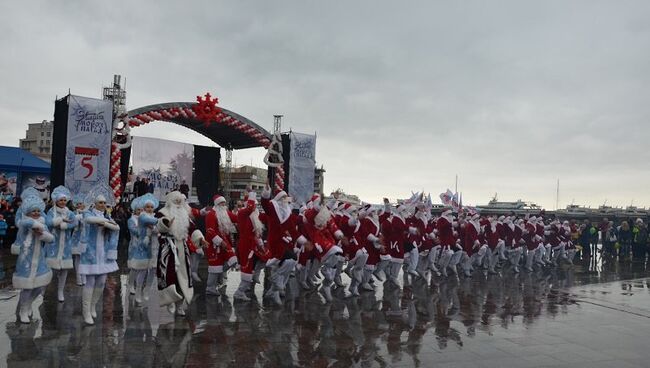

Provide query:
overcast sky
left=1, top=1, right=649, bottom=208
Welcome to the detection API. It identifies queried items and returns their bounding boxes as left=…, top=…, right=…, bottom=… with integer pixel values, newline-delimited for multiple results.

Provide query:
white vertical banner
left=288, top=132, right=316, bottom=205
left=131, top=136, right=194, bottom=200
left=64, top=95, right=113, bottom=197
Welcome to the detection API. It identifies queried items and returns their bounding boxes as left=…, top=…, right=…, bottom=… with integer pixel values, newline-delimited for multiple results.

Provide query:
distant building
left=328, top=189, right=361, bottom=205
left=221, top=165, right=269, bottom=201
left=19, top=120, right=53, bottom=162
left=314, top=165, right=325, bottom=198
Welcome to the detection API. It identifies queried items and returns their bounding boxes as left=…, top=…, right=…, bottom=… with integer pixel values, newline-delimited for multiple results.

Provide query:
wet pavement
left=1, top=249, right=650, bottom=367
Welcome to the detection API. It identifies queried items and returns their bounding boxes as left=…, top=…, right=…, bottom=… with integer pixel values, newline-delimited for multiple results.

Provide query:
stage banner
left=131, top=136, right=194, bottom=200
left=64, top=95, right=113, bottom=197
left=288, top=132, right=316, bottom=205
left=0, top=170, right=18, bottom=201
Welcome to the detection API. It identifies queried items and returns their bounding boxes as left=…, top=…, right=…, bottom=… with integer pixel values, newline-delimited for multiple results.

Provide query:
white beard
left=250, top=208, right=264, bottom=237
left=215, top=206, right=235, bottom=235
left=271, top=199, right=292, bottom=224
left=165, top=204, right=190, bottom=241
left=314, top=206, right=332, bottom=229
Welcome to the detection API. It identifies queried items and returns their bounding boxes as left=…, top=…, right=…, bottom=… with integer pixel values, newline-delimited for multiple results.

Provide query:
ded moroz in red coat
left=524, top=222, right=538, bottom=251
left=463, top=220, right=481, bottom=256
left=338, top=211, right=361, bottom=257
left=436, top=215, right=456, bottom=250
left=301, top=207, right=344, bottom=260
left=382, top=213, right=408, bottom=262
left=261, top=192, right=299, bottom=262
left=359, top=215, right=383, bottom=266
left=484, top=222, right=501, bottom=251
left=236, top=198, right=269, bottom=277
left=204, top=207, right=238, bottom=273
left=408, top=214, right=427, bottom=251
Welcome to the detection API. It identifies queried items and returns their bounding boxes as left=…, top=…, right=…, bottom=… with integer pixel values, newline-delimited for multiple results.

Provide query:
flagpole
left=455, top=175, right=458, bottom=193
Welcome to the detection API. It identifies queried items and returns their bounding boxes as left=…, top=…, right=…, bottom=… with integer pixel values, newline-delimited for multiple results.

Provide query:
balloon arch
left=109, top=93, right=285, bottom=200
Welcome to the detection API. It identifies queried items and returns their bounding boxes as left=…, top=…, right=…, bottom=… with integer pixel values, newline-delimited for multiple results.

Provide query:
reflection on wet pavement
left=2, top=253, right=650, bottom=367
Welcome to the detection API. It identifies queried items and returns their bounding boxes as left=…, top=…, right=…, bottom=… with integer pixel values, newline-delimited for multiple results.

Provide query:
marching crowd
left=5, top=182, right=650, bottom=327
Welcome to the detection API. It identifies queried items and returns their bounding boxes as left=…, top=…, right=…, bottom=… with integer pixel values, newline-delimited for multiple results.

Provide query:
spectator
left=146, top=178, right=154, bottom=194
left=134, top=177, right=144, bottom=197
left=0, top=214, right=7, bottom=248
left=632, top=219, right=648, bottom=259
left=179, top=179, right=190, bottom=198
left=578, top=220, right=592, bottom=258
left=589, top=222, right=599, bottom=256
left=602, top=221, right=617, bottom=257
left=617, top=221, right=633, bottom=262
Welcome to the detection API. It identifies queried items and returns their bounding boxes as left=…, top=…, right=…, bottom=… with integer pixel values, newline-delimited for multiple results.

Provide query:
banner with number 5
left=64, top=95, right=113, bottom=197
left=73, top=147, right=99, bottom=181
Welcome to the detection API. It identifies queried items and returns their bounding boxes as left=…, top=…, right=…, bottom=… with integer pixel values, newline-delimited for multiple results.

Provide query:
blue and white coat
left=127, top=214, right=147, bottom=270
left=138, top=212, right=160, bottom=269
left=13, top=216, right=54, bottom=290
left=71, top=210, right=86, bottom=255
left=45, top=206, right=78, bottom=269
left=79, top=209, right=120, bottom=275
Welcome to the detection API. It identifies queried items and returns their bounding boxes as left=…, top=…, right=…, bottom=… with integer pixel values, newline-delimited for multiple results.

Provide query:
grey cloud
left=1, top=0, right=649, bottom=208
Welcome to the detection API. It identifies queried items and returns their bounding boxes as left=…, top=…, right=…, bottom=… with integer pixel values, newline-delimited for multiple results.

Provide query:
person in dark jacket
left=632, top=219, right=648, bottom=259
left=617, top=221, right=633, bottom=261
left=578, top=220, right=593, bottom=258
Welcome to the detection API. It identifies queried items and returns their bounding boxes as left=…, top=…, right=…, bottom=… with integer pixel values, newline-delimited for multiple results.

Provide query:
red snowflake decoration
left=192, top=92, right=221, bottom=126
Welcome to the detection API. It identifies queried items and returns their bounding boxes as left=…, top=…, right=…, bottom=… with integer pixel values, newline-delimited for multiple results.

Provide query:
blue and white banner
left=64, top=95, right=113, bottom=198
left=288, top=132, right=316, bottom=205
left=131, top=136, right=194, bottom=200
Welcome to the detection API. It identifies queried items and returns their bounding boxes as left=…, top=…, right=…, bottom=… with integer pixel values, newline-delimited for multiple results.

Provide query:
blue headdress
left=51, top=185, right=72, bottom=202
left=139, top=193, right=159, bottom=209
left=130, top=196, right=143, bottom=211
left=21, top=195, right=45, bottom=215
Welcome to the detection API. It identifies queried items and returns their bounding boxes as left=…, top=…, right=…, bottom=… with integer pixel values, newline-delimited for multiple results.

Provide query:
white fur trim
left=315, top=244, right=323, bottom=253
left=367, top=234, right=379, bottom=243
left=78, top=261, right=119, bottom=275
left=297, top=235, right=308, bottom=245
left=334, top=230, right=344, bottom=240
left=208, top=265, right=224, bottom=273
left=266, top=258, right=280, bottom=267
left=158, top=285, right=183, bottom=307
left=13, top=271, right=52, bottom=290
left=127, top=259, right=151, bottom=270
left=364, top=264, right=376, bottom=271
left=191, top=229, right=204, bottom=246
left=389, top=257, right=404, bottom=264
left=323, top=245, right=343, bottom=261
left=240, top=272, right=253, bottom=282
left=380, top=254, right=392, bottom=261
left=106, top=250, right=118, bottom=260
left=227, top=256, right=238, bottom=266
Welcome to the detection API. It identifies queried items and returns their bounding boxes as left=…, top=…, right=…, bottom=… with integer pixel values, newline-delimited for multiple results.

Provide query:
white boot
left=128, top=270, right=136, bottom=295
left=234, top=280, right=252, bottom=301
left=407, top=248, right=420, bottom=277
left=91, top=287, right=103, bottom=320
left=57, top=270, right=68, bottom=302
left=176, top=302, right=186, bottom=316
left=18, top=290, right=32, bottom=324
left=82, top=288, right=95, bottom=325
left=206, top=273, right=221, bottom=296
left=319, top=283, right=333, bottom=303
left=525, top=250, right=534, bottom=272
left=135, top=285, right=143, bottom=305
